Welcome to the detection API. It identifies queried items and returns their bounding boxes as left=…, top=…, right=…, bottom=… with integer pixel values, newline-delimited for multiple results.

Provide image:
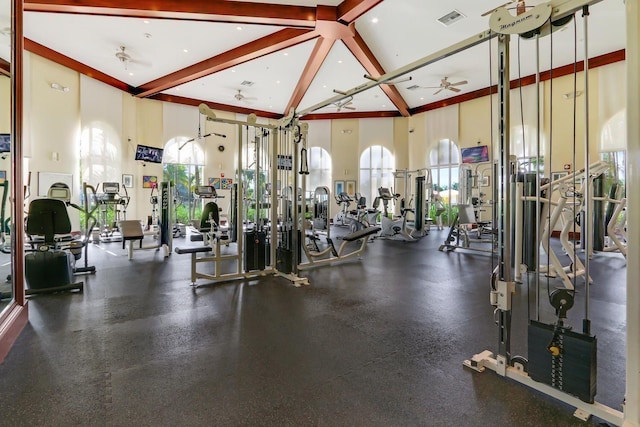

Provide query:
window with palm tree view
left=163, top=137, right=205, bottom=224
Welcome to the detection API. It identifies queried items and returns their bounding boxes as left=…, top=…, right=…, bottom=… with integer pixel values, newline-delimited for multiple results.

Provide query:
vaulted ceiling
left=0, top=0, right=628, bottom=119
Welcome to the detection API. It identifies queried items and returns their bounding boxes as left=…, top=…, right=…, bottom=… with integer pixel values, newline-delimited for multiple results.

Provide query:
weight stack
left=527, top=320, right=597, bottom=403
left=245, top=231, right=267, bottom=271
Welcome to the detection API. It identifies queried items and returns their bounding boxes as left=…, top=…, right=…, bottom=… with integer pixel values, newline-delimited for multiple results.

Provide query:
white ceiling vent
left=240, top=80, right=255, bottom=87
left=407, top=85, right=420, bottom=91
left=437, top=9, right=466, bottom=27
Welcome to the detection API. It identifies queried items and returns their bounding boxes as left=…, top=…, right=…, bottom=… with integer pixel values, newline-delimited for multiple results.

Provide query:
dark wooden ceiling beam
left=150, top=93, right=282, bottom=120
left=342, top=26, right=410, bottom=117
left=284, top=37, right=335, bottom=115
left=302, top=110, right=400, bottom=120
left=24, top=38, right=133, bottom=92
left=135, top=28, right=319, bottom=98
left=0, top=59, right=9, bottom=77
left=24, top=0, right=317, bottom=27
left=337, top=0, right=384, bottom=24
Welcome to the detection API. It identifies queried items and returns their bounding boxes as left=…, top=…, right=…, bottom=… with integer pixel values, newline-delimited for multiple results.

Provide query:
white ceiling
left=0, top=0, right=628, bottom=116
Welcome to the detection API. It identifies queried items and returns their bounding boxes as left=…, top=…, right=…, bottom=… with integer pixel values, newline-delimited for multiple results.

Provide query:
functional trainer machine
left=175, top=105, right=309, bottom=287
left=463, top=3, right=623, bottom=426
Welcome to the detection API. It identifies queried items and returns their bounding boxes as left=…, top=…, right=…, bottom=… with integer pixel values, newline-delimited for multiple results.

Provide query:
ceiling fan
left=179, top=118, right=226, bottom=150
left=332, top=96, right=356, bottom=112
left=114, top=46, right=150, bottom=70
left=481, top=0, right=527, bottom=17
left=234, top=89, right=257, bottom=104
left=408, top=77, right=468, bottom=95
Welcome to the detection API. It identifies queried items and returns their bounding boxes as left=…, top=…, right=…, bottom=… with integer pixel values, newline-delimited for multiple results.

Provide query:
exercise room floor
left=0, top=228, right=627, bottom=426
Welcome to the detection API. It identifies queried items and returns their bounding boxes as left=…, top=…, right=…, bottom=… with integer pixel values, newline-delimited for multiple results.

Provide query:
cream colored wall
left=18, top=54, right=624, bottom=231
left=27, top=55, right=81, bottom=225
left=394, top=117, right=409, bottom=171
left=407, top=114, right=426, bottom=171
left=330, top=118, right=359, bottom=214
left=0, top=77, right=8, bottom=132
left=543, top=69, right=601, bottom=174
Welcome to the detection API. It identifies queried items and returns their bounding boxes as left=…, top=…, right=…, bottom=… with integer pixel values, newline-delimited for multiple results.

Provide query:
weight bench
left=299, top=226, right=380, bottom=270
left=175, top=234, right=243, bottom=286
left=119, top=220, right=166, bottom=259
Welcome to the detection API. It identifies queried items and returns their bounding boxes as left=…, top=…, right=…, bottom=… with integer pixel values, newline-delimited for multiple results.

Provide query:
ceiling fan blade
left=433, top=88, right=444, bottom=95
left=448, top=87, right=462, bottom=93
left=449, top=80, right=468, bottom=86
left=178, top=138, right=195, bottom=150
left=202, top=132, right=227, bottom=138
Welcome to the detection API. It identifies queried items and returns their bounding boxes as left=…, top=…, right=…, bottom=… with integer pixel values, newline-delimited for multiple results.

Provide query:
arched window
left=429, top=139, right=460, bottom=225
left=512, top=125, right=544, bottom=174
left=80, top=122, right=119, bottom=186
left=163, top=137, right=205, bottom=223
left=308, top=147, right=332, bottom=192
left=359, top=145, right=394, bottom=208
left=600, top=110, right=627, bottom=195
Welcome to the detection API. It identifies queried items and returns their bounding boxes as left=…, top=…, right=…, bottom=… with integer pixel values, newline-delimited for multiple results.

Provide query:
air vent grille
left=407, top=85, right=420, bottom=91
left=241, top=80, right=255, bottom=87
left=437, top=10, right=465, bottom=26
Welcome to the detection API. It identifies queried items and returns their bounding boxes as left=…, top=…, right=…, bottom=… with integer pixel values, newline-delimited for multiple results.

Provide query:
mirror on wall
left=0, top=0, right=12, bottom=313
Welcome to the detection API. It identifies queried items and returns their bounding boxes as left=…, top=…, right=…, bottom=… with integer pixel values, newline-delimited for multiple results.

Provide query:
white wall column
left=625, top=1, right=640, bottom=426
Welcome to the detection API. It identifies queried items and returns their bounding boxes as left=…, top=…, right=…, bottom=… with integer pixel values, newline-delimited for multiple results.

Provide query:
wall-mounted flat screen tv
left=0, top=134, right=10, bottom=153
left=135, top=144, right=163, bottom=163
left=461, top=145, right=489, bottom=164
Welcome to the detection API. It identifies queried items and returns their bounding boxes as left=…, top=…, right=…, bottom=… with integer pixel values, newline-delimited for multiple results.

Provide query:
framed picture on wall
left=346, top=180, right=356, bottom=197
left=0, top=171, right=5, bottom=184
left=122, top=174, right=133, bottom=188
left=142, top=175, right=158, bottom=189
left=209, top=177, right=221, bottom=190
left=480, top=176, right=490, bottom=187
left=335, top=180, right=345, bottom=196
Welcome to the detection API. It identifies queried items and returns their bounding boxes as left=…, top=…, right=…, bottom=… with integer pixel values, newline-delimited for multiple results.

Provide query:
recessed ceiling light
left=276, top=80, right=280, bottom=84
left=175, top=88, right=180, bottom=91
left=183, top=49, right=189, bottom=53
left=231, top=69, right=236, bottom=73
left=283, top=52, right=289, bottom=56
left=236, top=26, right=242, bottom=31
left=371, top=17, right=379, bottom=23
left=337, top=60, right=343, bottom=64
left=269, top=105, right=273, bottom=108
left=323, top=85, right=327, bottom=88
left=420, top=97, right=424, bottom=100
left=382, top=104, right=386, bottom=107
left=129, top=72, right=134, bottom=76
left=143, top=20, right=149, bottom=24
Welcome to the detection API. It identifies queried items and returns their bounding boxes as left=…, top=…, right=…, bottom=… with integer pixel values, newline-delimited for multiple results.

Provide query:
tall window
left=600, top=110, right=627, bottom=196
left=429, top=139, right=460, bottom=225
left=308, top=147, right=332, bottom=192
left=359, top=145, right=394, bottom=208
left=163, top=137, right=205, bottom=223
left=80, top=123, right=119, bottom=186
